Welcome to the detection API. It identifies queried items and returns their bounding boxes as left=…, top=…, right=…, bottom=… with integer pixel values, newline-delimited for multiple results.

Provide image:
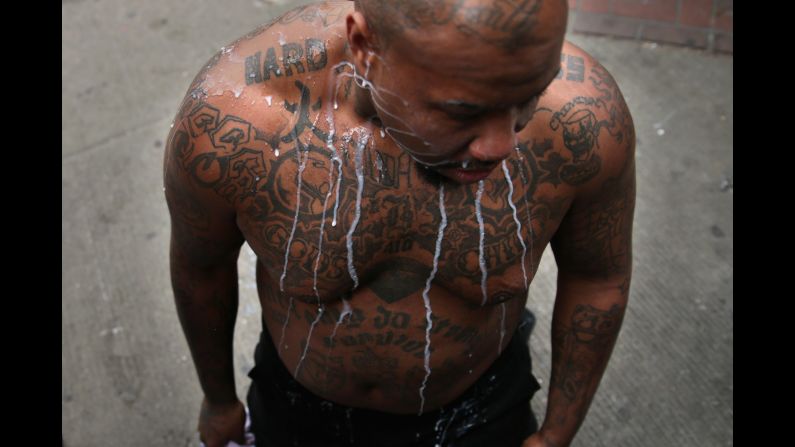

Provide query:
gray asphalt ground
left=62, top=1, right=733, bottom=446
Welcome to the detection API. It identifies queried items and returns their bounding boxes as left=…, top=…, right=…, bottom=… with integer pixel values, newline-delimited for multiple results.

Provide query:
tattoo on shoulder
left=527, top=60, right=634, bottom=188
left=555, top=53, right=585, bottom=83
left=244, top=39, right=328, bottom=85
left=169, top=102, right=275, bottom=206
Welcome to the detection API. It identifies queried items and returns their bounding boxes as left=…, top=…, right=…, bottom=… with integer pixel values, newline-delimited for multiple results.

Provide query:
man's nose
left=468, top=111, right=518, bottom=163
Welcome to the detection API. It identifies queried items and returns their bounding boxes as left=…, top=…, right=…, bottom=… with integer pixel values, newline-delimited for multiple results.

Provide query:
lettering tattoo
left=316, top=305, right=481, bottom=357
left=555, top=53, right=586, bottom=83
left=266, top=293, right=488, bottom=407
left=565, top=54, right=585, bottom=82
left=244, top=39, right=328, bottom=84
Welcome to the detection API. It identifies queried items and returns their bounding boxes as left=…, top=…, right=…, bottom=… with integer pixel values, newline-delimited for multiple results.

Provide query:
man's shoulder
left=539, top=40, right=631, bottom=122
left=168, top=1, right=354, bottom=183
left=521, top=40, right=635, bottom=195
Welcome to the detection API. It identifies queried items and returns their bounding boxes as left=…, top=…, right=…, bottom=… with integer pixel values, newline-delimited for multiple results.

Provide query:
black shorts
left=246, top=309, right=541, bottom=447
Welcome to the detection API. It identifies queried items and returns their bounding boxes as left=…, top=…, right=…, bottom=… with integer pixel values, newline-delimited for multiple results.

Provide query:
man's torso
left=168, top=1, right=629, bottom=415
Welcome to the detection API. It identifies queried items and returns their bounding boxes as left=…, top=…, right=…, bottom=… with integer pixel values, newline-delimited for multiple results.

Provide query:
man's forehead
left=434, top=67, right=559, bottom=108
left=427, top=63, right=560, bottom=112
left=391, top=29, right=563, bottom=87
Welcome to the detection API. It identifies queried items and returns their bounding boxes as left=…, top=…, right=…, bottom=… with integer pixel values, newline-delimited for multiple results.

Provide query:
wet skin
left=165, top=1, right=634, bottom=417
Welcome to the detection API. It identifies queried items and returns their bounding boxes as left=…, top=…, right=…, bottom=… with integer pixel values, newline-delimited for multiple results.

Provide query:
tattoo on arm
left=552, top=170, right=635, bottom=278
left=549, top=303, right=625, bottom=424
left=586, top=176, right=633, bottom=274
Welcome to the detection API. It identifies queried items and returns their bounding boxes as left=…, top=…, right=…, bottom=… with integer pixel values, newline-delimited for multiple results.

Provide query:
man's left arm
left=524, top=67, right=637, bottom=446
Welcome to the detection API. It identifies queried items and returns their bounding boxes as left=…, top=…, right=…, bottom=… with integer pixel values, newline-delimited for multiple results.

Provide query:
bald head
left=354, top=0, right=568, bottom=52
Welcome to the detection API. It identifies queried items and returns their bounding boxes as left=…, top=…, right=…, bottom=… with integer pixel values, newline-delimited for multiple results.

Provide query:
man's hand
left=198, top=398, right=247, bottom=447
left=522, top=432, right=563, bottom=447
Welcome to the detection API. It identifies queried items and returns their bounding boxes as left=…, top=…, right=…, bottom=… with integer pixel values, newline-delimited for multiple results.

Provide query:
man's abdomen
left=256, top=260, right=528, bottom=415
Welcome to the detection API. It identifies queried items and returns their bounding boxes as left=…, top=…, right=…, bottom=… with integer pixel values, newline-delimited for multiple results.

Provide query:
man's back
left=165, top=2, right=634, bottom=445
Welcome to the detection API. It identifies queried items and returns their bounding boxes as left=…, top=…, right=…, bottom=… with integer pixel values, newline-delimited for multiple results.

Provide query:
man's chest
left=234, top=143, right=573, bottom=307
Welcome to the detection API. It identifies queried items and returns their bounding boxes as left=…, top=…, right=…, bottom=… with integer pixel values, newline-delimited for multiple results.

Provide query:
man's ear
left=346, top=10, right=379, bottom=71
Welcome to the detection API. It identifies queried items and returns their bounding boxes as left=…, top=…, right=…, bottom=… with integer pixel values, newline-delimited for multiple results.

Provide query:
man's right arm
left=164, top=112, right=247, bottom=445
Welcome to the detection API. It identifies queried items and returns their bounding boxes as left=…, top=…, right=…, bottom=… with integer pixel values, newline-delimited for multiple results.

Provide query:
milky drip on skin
left=327, top=64, right=357, bottom=228
left=276, top=142, right=309, bottom=353
left=499, top=160, right=530, bottom=353
left=332, top=141, right=344, bottom=226
left=297, top=122, right=337, bottom=379
left=280, top=148, right=308, bottom=292
left=301, top=89, right=355, bottom=377
left=320, top=67, right=355, bottom=360
left=332, top=62, right=417, bottom=140
left=328, top=298, right=352, bottom=351
left=294, top=305, right=324, bottom=378
left=278, top=297, right=295, bottom=354
left=328, top=63, right=352, bottom=227
left=501, top=161, right=529, bottom=289
left=418, top=184, right=448, bottom=415
left=321, top=297, right=353, bottom=394
left=330, top=61, right=460, bottom=170
left=314, top=81, right=342, bottom=298
left=346, top=133, right=368, bottom=290
left=475, top=181, right=488, bottom=306
left=514, top=146, right=535, bottom=277
left=374, top=150, right=385, bottom=182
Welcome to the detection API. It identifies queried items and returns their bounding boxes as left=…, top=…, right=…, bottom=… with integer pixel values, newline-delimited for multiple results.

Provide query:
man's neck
left=353, top=81, right=378, bottom=121
left=340, top=42, right=379, bottom=122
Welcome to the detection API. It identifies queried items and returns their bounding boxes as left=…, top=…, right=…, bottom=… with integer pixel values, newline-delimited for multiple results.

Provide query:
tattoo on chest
left=169, top=73, right=588, bottom=305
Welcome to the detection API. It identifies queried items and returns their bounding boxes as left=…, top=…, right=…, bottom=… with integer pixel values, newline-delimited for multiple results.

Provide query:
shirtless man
left=164, top=1, right=636, bottom=446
